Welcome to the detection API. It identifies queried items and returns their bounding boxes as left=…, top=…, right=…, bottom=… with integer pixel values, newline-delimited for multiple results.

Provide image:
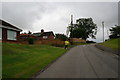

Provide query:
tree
left=109, top=25, right=120, bottom=39
left=69, top=18, right=97, bottom=40
left=28, top=38, right=34, bottom=44
left=55, top=34, right=68, bottom=41
left=70, top=28, right=84, bottom=38
left=28, top=30, right=32, bottom=34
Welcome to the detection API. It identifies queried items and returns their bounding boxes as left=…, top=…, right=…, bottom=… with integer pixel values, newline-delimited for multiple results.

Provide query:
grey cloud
left=1, top=2, right=118, bottom=42
left=2, top=2, right=47, bottom=30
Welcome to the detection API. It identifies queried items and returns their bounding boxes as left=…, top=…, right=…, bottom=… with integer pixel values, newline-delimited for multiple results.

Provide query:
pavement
left=36, top=44, right=118, bottom=78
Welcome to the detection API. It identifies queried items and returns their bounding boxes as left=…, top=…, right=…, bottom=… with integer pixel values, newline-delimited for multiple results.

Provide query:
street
left=36, top=44, right=118, bottom=78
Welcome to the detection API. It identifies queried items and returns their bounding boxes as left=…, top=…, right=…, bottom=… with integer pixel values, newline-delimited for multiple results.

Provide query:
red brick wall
left=37, top=34, right=54, bottom=40
left=2, top=28, right=7, bottom=41
left=2, top=28, right=20, bottom=43
left=48, top=34, right=54, bottom=40
left=20, top=39, right=64, bottom=45
left=17, top=31, right=20, bottom=42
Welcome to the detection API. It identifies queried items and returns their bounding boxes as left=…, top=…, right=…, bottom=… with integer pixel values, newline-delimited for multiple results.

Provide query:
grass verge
left=2, top=43, right=66, bottom=78
left=99, top=38, right=120, bottom=50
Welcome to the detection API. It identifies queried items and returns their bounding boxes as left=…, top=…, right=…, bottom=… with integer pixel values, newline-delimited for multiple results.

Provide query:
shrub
left=55, top=34, right=68, bottom=41
left=28, top=38, right=34, bottom=44
left=51, top=44, right=65, bottom=47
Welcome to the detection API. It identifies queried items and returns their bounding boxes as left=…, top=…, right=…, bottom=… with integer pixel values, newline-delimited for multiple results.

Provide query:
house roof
left=20, top=34, right=31, bottom=36
left=20, top=34, right=36, bottom=38
left=41, top=31, right=54, bottom=36
left=33, top=31, right=55, bottom=37
left=0, top=19, right=22, bottom=32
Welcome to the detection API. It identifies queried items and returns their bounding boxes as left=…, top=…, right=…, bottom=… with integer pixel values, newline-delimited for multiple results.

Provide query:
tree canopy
left=69, top=18, right=97, bottom=40
left=109, top=25, right=120, bottom=39
left=28, top=30, right=32, bottom=34
left=55, top=34, right=68, bottom=41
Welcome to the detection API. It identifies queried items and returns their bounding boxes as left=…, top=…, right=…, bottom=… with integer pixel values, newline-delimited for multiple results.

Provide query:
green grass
left=2, top=43, right=66, bottom=78
left=99, top=38, right=120, bottom=50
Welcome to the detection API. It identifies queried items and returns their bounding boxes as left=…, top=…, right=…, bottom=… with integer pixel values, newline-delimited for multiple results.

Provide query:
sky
left=1, top=1, right=119, bottom=42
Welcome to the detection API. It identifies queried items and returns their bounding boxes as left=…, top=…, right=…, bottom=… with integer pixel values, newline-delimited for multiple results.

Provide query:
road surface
left=36, top=44, right=118, bottom=78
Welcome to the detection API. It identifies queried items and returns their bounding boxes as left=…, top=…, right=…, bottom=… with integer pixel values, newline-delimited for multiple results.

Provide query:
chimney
left=41, top=29, right=44, bottom=33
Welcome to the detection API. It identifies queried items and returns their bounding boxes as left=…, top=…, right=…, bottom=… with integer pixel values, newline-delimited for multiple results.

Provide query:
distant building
left=0, top=19, right=22, bottom=43
left=20, top=33, right=37, bottom=41
left=33, top=29, right=55, bottom=40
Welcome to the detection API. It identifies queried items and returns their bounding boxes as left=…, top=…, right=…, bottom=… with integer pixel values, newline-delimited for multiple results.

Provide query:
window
left=43, top=36, right=48, bottom=39
left=7, top=30, right=17, bottom=40
left=0, top=28, right=2, bottom=40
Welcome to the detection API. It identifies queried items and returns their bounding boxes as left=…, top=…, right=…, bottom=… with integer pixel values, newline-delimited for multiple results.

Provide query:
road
left=36, top=44, right=118, bottom=78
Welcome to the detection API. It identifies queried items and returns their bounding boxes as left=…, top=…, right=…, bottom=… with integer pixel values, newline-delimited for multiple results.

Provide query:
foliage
left=28, top=30, right=32, bottom=34
left=2, top=43, right=66, bottom=78
left=28, top=38, right=34, bottom=44
left=70, top=28, right=84, bottom=38
left=51, top=44, right=65, bottom=47
left=69, top=18, right=97, bottom=40
left=55, top=34, right=68, bottom=41
left=109, top=25, right=120, bottom=39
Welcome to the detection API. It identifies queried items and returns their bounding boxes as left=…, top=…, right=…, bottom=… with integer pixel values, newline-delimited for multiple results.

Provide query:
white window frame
left=7, top=30, right=17, bottom=40
left=43, top=36, right=48, bottom=39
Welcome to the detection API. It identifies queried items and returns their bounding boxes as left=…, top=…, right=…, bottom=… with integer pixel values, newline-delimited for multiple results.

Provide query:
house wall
left=48, top=34, right=54, bottom=40
left=2, top=28, right=7, bottom=41
left=17, top=31, right=20, bottom=42
left=2, top=28, right=20, bottom=43
left=37, top=35, right=54, bottom=40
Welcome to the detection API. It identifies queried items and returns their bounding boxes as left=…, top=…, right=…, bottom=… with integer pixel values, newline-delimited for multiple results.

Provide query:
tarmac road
left=36, top=44, right=118, bottom=78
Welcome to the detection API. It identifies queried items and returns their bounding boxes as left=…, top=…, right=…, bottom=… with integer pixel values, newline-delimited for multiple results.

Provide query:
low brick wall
left=35, top=39, right=64, bottom=45
left=95, top=44, right=120, bottom=56
left=20, top=39, right=64, bottom=45
left=70, top=38, right=86, bottom=43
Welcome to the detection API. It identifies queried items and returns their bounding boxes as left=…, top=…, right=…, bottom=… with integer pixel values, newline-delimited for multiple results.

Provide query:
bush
left=55, top=34, right=68, bottom=41
left=109, top=35, right=120, bottom=39
left=51, top=44, right=65, bottom=47
left=28, top=38, right=34, bottom=44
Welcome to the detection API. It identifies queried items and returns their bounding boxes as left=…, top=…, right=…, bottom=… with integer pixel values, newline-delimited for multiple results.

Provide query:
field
left=99, top=38, right=120, bottom=50
left=2, top=43, right=66, bottom=78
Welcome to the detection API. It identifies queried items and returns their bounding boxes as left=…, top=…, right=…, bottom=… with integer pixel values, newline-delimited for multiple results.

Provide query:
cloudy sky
left=1, top=1, right=119, bottom=42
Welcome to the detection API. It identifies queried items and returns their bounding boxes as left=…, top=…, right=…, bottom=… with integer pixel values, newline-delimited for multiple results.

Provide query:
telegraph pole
left=107, top=30, right=109, bottom=39
left=71, top=15, right=73, bottom=25
left=66, top=15, right=73, bottom=37
left=102, top=21, right=104, bottom=42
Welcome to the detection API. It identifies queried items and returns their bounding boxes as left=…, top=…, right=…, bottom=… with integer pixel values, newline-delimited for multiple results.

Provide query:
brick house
left=20, top=33, right=37, bottom=41
left=33, top=29, right=55, bottom=40
left=0, top=19, right=22, bottom=43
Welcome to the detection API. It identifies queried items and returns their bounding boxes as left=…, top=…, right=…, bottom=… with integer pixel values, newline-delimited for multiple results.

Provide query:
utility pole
left=102, top=21, right=104, bottom=42
left=70, top=15, right=74, bottom=32
left=107, top=30, right=109, bottom=39
left=66, top=15, right=73, bottom=37
left=71, top=15, right=73, bottom=26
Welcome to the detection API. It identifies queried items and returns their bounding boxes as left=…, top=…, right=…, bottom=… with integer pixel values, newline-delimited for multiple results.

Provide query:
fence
left=20, top=39, right=64, bottom=45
